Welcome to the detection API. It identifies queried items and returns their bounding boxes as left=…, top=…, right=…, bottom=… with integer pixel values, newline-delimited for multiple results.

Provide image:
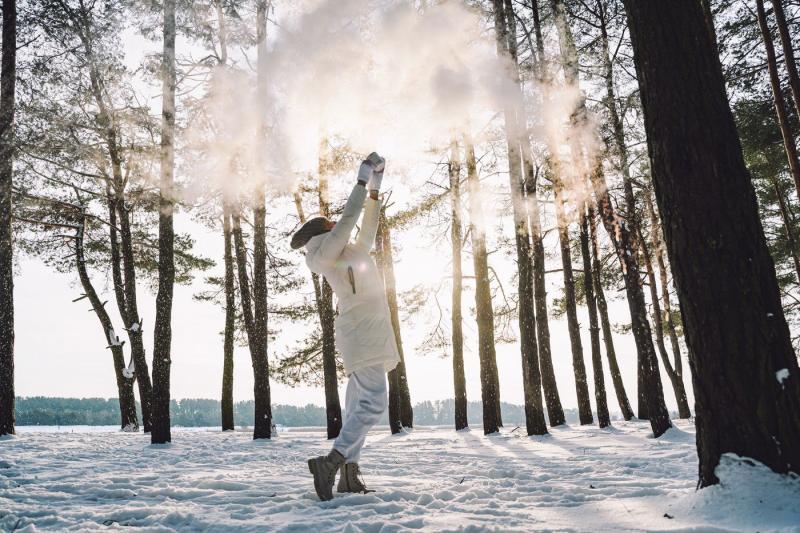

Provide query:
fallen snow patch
left=1, top=421, right=797, bottom=532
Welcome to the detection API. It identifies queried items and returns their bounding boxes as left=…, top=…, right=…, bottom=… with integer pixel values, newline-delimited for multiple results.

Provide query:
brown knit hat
left=291, top=217, right=331, bottom=249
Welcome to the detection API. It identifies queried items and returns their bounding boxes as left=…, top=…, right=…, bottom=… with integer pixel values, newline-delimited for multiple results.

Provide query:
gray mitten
left=357, top=161, right=373, bottom=185
left=365, top=152, right=385, bottom=192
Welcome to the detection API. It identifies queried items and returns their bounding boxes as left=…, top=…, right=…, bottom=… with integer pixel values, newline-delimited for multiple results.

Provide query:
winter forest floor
left=1, top=420, right=799, bottom=532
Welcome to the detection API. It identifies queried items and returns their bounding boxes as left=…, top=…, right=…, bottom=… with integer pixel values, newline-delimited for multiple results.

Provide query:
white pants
left=332, top=363, right=388, bottom=463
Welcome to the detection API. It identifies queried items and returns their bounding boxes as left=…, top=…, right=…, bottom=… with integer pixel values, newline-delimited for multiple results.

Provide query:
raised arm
left=355, top=196, right=381, bottom=252
left=316, top=183, right=367, bottom=262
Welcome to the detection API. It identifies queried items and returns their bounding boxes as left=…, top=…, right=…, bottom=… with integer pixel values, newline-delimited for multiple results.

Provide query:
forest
left=1, top=0, right=800, bottom=530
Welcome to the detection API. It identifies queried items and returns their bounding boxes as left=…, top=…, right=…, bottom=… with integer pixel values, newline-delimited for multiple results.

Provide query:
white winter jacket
left=305, top=184, right=400, bottom=376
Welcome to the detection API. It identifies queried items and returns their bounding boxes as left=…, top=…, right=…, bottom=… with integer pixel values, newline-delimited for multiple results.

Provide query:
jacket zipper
left=347, top=266, right=356, bottom=294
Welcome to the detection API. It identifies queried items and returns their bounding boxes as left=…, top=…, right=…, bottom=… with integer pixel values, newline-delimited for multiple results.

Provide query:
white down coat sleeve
left=314, top=184, right=367, bottom=266
left=355, top=197, right=381, bottom=252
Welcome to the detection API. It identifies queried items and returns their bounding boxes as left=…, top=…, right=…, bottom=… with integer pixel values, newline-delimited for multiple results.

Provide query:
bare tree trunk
left=0, top=0, right=16, bottom=436
left=249, top=0, right=273, bottom=440
left=221, top=206, right=235, bottom=431
left=639, top=228, right=691, bottom=419
left=528, top=0, right=566, bottom=427
left=552, top=179, right=593, bottom=425
left=77, top=11, right=152, bottom=431
left=644, top=189, right=686, bottom=389
left=74, top=213, right=138, bottom=431
left=624, top=0, right=800, bottom=482
left=770, top=0, right=800, bottom=120
left=232, top=209, right=270, bottom=439
left=312, top=149, right=343, bottom=439
left=591, top=166, right=672, bottom=436
left=493, top=0, right=546, bottom=435
left=589, top=209, right=634, bottom=420
left=151, top=0, right=176, bottom=445
left=598, top=0, right=650, bottom=418
left=449, top=141, right=468, bottom=431
left=465, top=141, right=500, bottom=435
left=553, top=0, right=670, bottom=434
left=375, top=214, right=413, bottom=433
left=524, top=162, right=565, bottom=427
left=580, top=203, right=610, bottom=427
left=757, top=0, right=800, bottom=203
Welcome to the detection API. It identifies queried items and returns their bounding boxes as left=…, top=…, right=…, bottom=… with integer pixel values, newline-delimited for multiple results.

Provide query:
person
left=290, top=152, right=400, bottom=501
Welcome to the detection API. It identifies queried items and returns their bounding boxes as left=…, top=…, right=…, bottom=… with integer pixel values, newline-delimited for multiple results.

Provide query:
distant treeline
left=15, top=397, right=597, bottom=427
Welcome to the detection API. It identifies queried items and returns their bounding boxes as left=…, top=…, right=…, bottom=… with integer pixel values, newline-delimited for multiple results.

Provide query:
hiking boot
left=337, top=462, right=373, bottom=494
left=307, top=449, right=345, bottom=501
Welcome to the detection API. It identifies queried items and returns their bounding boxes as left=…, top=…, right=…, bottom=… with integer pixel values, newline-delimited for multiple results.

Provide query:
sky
left=11, top=0, right=694, bottom=416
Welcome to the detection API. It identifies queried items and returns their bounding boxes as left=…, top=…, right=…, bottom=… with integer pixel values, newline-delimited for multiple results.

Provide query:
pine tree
left=623, top=0, right=800, bottom=484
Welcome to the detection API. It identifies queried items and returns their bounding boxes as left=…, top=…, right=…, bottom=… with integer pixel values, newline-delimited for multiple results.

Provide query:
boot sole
left=308, top=458, right=333, bottom=501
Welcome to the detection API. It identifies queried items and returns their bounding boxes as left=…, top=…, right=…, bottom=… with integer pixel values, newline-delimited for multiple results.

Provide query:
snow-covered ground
left=1, top=420, right=799, bottom=532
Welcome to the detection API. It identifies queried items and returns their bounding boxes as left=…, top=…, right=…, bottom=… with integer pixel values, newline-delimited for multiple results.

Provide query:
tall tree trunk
left=524, top=161, right=565, bottom=427
left=74, top=214, right=138, bottom=431
left=528, top=0, right=566, bottom=427
left=589, top=208, right=634, bottom=420
left=580, top=203, right=610, bottom=427
left=294, top=186, right=341, bottom=439
left=0, top=0, right=16, bottom=437
left=598, top=0, right=650, bottom=418
left=231, top=210, right=271, bottom=438
left=493, top=0, right=546, bottom=435
left=449, top=141, right=468, bottom=431
left=553, top=179, right=593, bottom=425
left=249, top=0, right=273, bottom=440
left=644, top=189, right=686, bottom=386
left=590, top=166, right=672, bottom=436
left=375, top=214, right=413, bottom=433
left=552, top=0, right=670, bottom=433
left=770, top=0, right=800, bottom=121
left=465, top=141, right=500, bottom=435
left=79, top=18, right=153, bottom=431
left=639, top=228, right=691, bottom=419
left=315, top=146, right=343, bottom=439
left=221, top=206, right=235, bottom=432
left=215, top=0, right=235, bottom=434
left=624, top=0, right=800, bottom=484
left=756, top=0, right=800, bottom=203
left=151, top=0, right=176, bottom=445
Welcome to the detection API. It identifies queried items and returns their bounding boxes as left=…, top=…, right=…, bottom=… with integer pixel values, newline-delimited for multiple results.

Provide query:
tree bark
left=552, top=0, right=670, bottom=433
left=528, top=0, right=566, bottom=427
left=151, top=0, right=176, bottom=445
left=590, top=166, right=672, bottom=436
left=74, top=214, right=138, bottom=431
left=221, top=206, right=235, bottom=432
left=624, top=0, right=800, bottom=484
left=315, top=147, right=343, bottom=439
left=0, top=0, right=16, bottom=436
left=756, top=0, right=800, bottom=204
left=449, top=141, right=468, bottom=431
left=770, top=0, right=800, bottom=121
left=639, top=228, right=692, bottom=419
left=465, top=141, right=500, bottom=435
left=493, top=0, right=547, bottom=435
left=644, top=189, right=686, bottom=385
left=553, top=179, right=593, bottom=425
left=589, top=208, right=634, bottom=420
left=597, top=0, right=650, bottom=418
left=76, top=8, right=153, bottom=430
left=580, top=203, right=610, bottom=427
left=249, top=0, right=273, bottom=440
left=232, top=210, right=271, bottom=439
left=375, top=214, right=413, bottom=433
